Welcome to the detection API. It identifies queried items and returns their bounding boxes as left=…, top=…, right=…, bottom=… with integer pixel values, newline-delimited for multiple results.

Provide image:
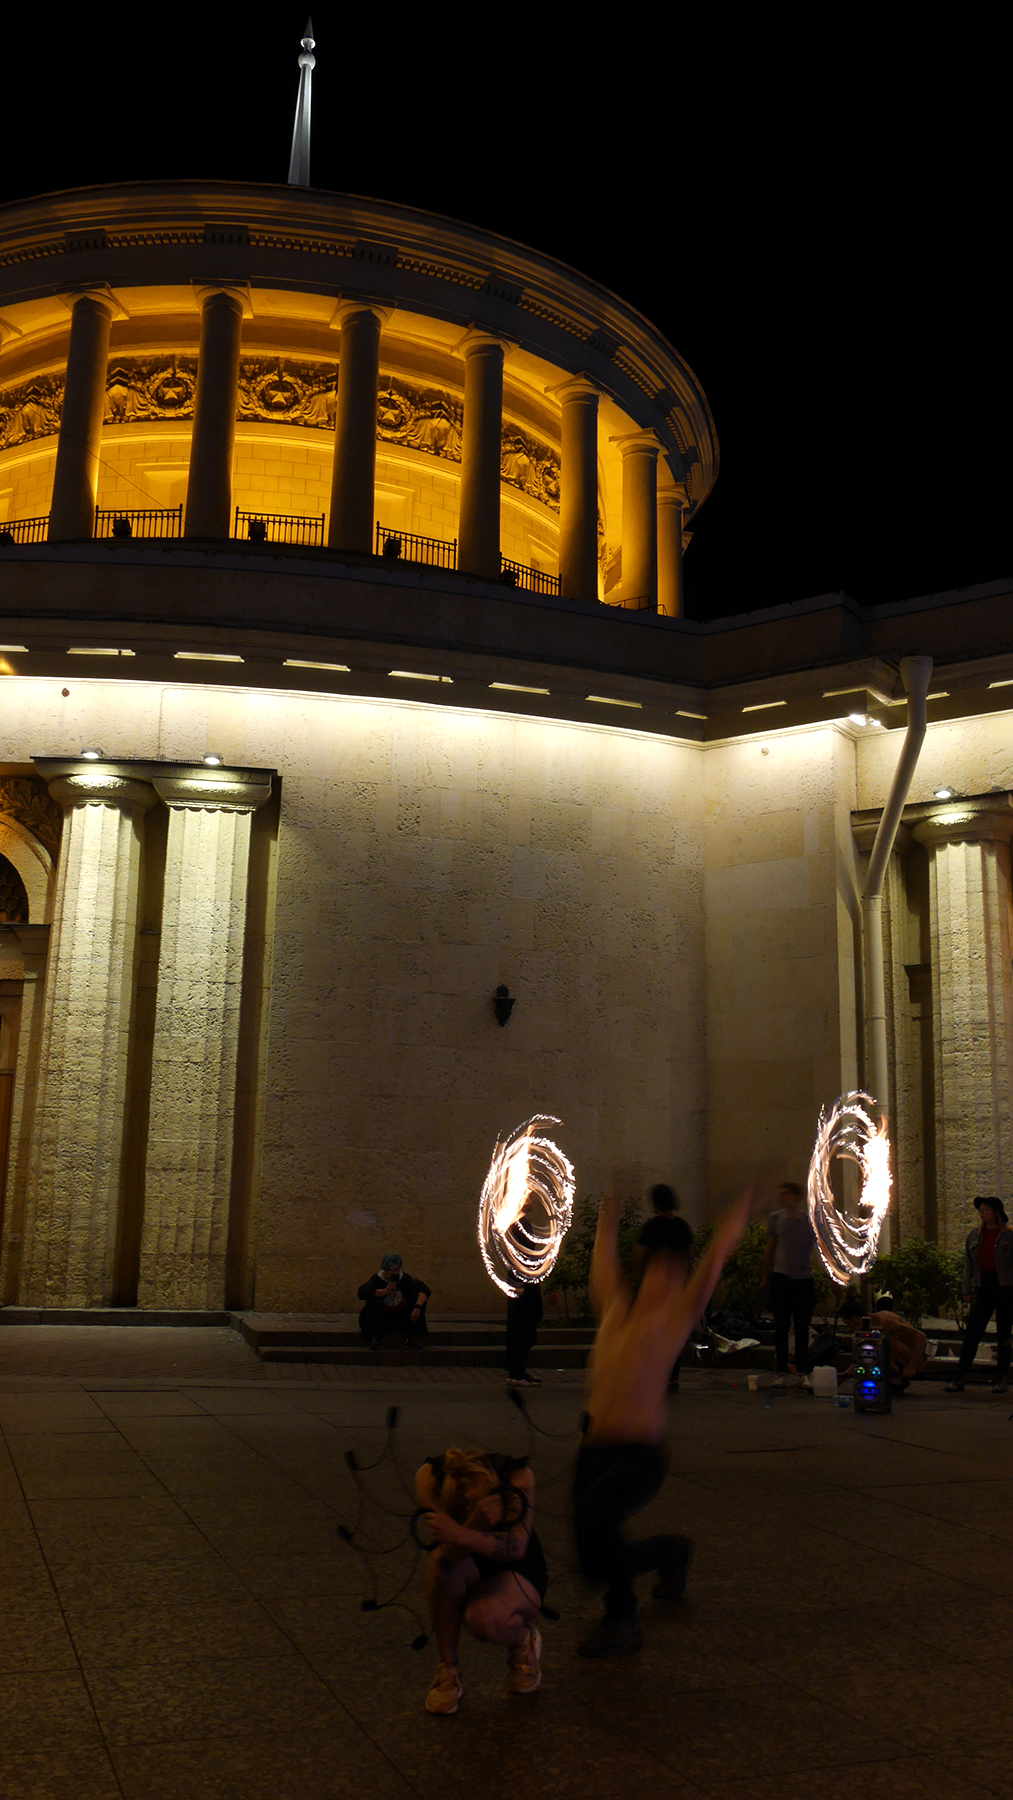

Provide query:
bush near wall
left=870, top=1237, right=964, bottom=1327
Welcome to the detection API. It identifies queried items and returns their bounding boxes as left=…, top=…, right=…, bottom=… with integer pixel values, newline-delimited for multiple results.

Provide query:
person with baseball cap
left=945, top=1198, right=1013, bottom=1395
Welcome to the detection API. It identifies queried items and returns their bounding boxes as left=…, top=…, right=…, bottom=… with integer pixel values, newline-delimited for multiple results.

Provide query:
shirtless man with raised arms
left=573, top=1176, right=760, bottom=1656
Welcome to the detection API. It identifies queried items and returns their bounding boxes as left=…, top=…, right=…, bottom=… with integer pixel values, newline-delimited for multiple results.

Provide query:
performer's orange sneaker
left=508, top=1626, right=542, bottom=1694
left=425, top=1663, right=463, bottom=1714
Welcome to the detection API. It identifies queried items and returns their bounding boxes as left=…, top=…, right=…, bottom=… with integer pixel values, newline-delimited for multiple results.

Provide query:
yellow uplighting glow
left=283, top=659, right=351, bottom=672
left=489, top=682, right=550, bottom=695
left=389, top=670, right=452, bottom=683
left=67, top=648, right=136, bottom=657
left=586, top=695, right=642, bottom=708
left=174, top=651, right=244, bottom=663
left=742, top=700, right=787, bottom=713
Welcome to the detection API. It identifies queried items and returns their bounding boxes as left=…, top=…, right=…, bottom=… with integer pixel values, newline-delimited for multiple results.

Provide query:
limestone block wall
left=703, top=727, right=860, bottom=1202
left=0, top=677, right=704, bottom=1312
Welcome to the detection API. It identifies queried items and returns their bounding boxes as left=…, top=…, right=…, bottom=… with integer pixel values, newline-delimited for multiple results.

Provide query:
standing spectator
left=945, top=1198, right=1013, bottom=1395
left=636, top=1185, right=695, bottom=1391
left=505, top=1278, right=544, bottom=1388
left=760, top=1181, right=817, bottom=1384
left=357, top=1254, right=431, bottom=1350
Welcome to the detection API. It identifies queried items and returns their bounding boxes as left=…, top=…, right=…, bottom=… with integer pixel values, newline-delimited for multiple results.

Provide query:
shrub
left=869, top=1236, right=963, bottom=1327
left=554, top=1193, right=644, bottom=1313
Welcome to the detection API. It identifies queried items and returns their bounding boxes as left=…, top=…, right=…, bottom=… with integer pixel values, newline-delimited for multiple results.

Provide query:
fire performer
left=573, top=1175, right=761, bottom=1656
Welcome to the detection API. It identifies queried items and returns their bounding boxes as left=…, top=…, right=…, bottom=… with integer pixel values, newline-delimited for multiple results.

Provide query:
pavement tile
left=49, top=1553, right=256, bottom=1612
left=4, top=1433, right=167, bottom=1500
left=87, top=1650, right=346, bottom=1745
left=718, top=1754, right=1001, bottom=1800
left=110, top=1728, right=419, bottom=1800
left=64, top=1596, right=297, bottom=1670
left=28, top=1494, right=211, bottom=1565
left=0, top=1745, right=122, bottom=1799
left=0, top=1669, right=105, bottom=1753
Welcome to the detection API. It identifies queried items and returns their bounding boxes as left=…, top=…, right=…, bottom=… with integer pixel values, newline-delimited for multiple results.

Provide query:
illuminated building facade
left=1, top=179, right=1012, bottom=1312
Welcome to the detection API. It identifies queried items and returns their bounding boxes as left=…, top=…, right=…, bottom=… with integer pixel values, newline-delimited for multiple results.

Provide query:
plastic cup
left=747, top=1374, right=759, bottom=1391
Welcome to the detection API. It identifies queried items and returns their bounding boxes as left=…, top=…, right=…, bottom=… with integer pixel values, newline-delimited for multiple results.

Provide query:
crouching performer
left=416, top=1446, right=547, bottom=1715
left=574, top=1176, right=759, bottom=1657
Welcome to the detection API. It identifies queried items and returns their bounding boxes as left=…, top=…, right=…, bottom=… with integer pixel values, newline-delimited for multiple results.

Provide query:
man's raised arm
left=589, top=1185, right=624, bottom=1321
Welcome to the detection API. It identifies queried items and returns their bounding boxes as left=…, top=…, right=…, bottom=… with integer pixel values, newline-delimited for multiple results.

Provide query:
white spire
left=287, top=19, right=316, bottom=187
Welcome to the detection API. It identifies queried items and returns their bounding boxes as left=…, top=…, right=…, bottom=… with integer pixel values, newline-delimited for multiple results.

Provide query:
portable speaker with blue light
left=853, top=1319, right=892, bottom=1413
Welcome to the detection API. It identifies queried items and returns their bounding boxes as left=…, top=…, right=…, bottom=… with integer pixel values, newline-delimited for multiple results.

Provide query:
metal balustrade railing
left=500, top=556, right=561, bottom=596
left=601, top=593, right=656, bottom=611
left=375, top=522, right=458, bottom=569
left=94, top=506, right=182, bottom=539
left=0, top=514, right=49, bottom=544
left=235, top=509, right=325, bottom=546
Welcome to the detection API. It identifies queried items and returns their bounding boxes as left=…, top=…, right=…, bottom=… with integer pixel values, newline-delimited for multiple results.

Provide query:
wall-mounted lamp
left=203, top=752, right=224, bottom=766
left=80, top=748, right=103, bottom=760
left=933, top=785, right=956, bottom=800
left=493, top=984, right=516, bottom=1027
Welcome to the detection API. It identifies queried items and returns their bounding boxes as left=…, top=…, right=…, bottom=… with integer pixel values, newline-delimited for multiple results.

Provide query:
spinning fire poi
left=807, top=1091, right=892, bottom=1285
left=477, top=1116, right=575, bottom=1298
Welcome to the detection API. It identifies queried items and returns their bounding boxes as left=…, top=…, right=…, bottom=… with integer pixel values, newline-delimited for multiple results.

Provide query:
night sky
left=3, top=11, right=1006, bottom=621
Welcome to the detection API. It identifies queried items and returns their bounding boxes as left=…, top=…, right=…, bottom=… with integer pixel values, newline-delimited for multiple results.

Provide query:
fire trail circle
left=477, top=1115, right=575, bottom=1299
left=807, top=1090, right=892, bottom=1285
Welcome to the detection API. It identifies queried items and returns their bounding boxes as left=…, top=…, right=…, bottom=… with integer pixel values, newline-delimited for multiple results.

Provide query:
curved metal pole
left=861, top=653, right=932, bottom=1250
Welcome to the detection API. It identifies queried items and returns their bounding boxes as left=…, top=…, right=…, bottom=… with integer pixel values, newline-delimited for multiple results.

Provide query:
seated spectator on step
left=358, top=1254, right=431, bottom=1350
left=837, top=1291, right=927, bottom=1391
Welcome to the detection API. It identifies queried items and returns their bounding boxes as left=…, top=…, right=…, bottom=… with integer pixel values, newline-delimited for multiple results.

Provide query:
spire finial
left=287, top=19, right=316, bottom=188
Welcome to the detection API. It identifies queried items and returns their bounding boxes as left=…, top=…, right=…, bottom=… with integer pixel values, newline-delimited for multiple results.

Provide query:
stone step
left=0, top=1307, right=232, bottom=1327
left=257, top=1341, right=591, bottom=1368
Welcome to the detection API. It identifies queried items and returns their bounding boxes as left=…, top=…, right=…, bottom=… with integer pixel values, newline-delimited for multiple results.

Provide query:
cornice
left=0, top=181, right=718, bottom=512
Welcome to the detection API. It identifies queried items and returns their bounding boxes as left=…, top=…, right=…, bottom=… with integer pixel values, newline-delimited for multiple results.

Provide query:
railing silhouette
left=375, top=523, right=457, bottom=569
left=500, top=556, right=561, bottom=596
left=234, top=509, right=325, bottom=546
left=0, top=514, right=49, bottom=545
left=94, top=506, right=182, bottom=539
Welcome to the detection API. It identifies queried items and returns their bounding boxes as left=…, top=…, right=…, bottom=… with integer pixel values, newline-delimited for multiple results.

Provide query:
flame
left=807, top=1091, right=892, bottom=1285
left=477, top=1115, right=575, bottom=1298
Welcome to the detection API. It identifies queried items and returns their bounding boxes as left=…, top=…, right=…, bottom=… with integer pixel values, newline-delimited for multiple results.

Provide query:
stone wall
left=1, top=677, right=707, bottom=1311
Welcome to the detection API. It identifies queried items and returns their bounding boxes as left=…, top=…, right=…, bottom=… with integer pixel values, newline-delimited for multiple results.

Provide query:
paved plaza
left=1, top=1325, right=1012, bottom=1799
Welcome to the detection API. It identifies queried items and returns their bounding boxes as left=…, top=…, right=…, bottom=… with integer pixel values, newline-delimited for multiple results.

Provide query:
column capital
left=192, top=282, right=253, bottom=319
left=152, top=773, right=272, bottom=812
left=58, top=283, right=129, bottom=322
left=611, top=428, right=663, bottom=458
left=0, top=312, right=24, bottom=345
left=913, top=802, right=1013, bottom=848
left=546, top=372, right=599, bottom=404
left=454, top=326, right=514, bottom=359
left=46, top=770, right=156, bottom=814
left=328, top=297, right=393, bottom=330
left=657, top=479, right=689, bottom=507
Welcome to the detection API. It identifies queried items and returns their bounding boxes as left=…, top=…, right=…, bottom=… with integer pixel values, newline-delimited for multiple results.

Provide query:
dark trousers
left=505, top=1282, right=543, bottom=1378
left=358, top=1302, right=427, bottom=1341
left=572, top=1443, right=690, bottom=1620
left=957, top=1272, right=1012, bottom=1378
left=770, top=1272, right=815, bottom=1373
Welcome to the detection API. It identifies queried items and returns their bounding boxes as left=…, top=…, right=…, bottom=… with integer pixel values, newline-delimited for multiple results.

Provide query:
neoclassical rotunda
left=2, top=48, right=1013, bottom=1314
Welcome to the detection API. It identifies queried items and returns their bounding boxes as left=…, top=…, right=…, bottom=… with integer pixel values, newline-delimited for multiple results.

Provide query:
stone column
left=184, top=287, right=245, bottom=539
left=48, top=293, right=114, bottom=541
left=138, top=772, right=271, bottom=1310
left=657, top=478, right=688, bottom=618
left=550, top=375, right=599, bottom=602
left=327, top=301, right=388, bottom=552
left=457, top=329, right=508, bottom=579
left=612, top=430, right=662, bottom=609
left=0, top=924, right=50, bottom=1304
left=913, top=806, right=1013, bottom=1252
left=17, top=771, right=155, bottom=1306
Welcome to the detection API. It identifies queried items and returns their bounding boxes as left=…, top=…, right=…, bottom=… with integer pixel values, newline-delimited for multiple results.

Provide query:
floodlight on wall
left=203, top=752, right=224, bottom=766
left=933, top=785, right=955, bottom=799
left=80, top=748, right=103, bottom=760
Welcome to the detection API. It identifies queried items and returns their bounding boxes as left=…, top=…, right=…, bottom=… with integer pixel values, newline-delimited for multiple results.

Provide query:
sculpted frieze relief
left=0, top=374, right=64, bottom=449
left=0, top=777, right=63, bottom=856
left=0, top=353, right=561, bottom=510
